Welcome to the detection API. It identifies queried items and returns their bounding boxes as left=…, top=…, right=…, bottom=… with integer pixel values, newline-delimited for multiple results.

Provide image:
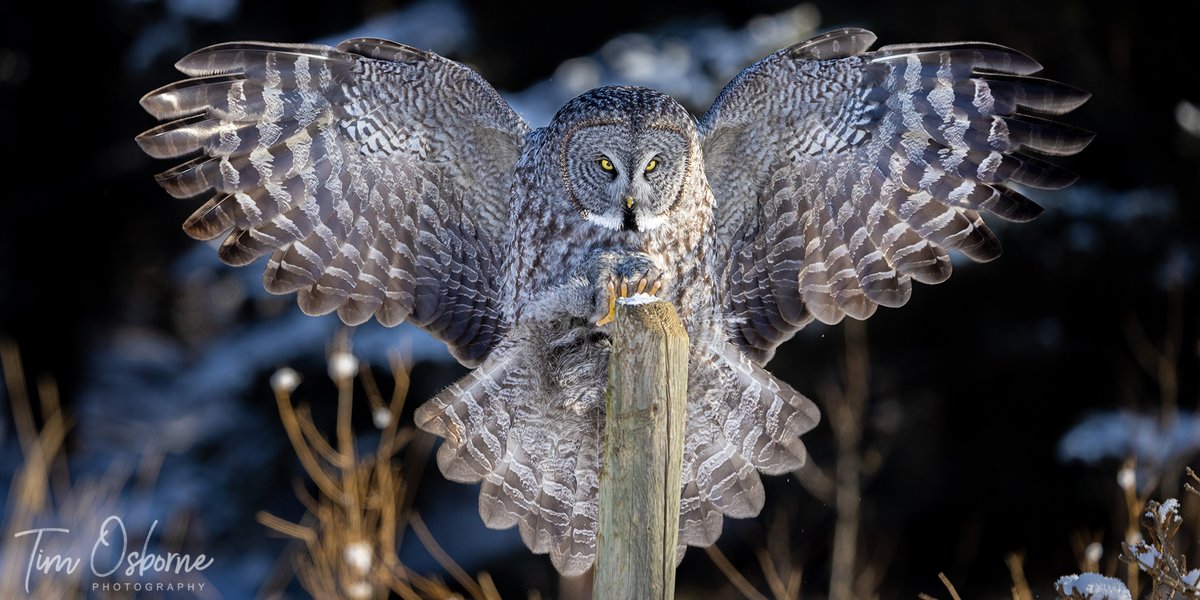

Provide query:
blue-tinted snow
left=314, top=0, right=472, bottom=56
left=506, top=4, right=821, bottom=125
left=124, top=18, right=190, bottom=73
left=1039, top=185, right=1176, bottom=222
left=1059, top=410, right=1200, bottom=486
left=167, top=0, right=238, bottom=22
left=125, top=0, right=241, bottom=72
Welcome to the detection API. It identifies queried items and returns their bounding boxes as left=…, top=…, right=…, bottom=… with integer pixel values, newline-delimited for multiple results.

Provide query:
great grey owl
left=137, top=28, right=1090, bottom=574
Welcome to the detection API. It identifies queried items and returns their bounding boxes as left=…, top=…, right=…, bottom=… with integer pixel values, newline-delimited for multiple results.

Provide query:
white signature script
left=12, top=516, right=214, bottom=594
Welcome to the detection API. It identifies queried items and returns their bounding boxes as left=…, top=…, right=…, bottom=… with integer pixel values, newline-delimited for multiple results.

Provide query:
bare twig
left=409, top=512, right=487, bottom=600
left=938, top=572, right=964, bottom=600
left=756, top=546, right=789, bottom=600
left=794, top=459, right=835, bottom=504
left=257, top=510, right=317, bottom=543
left=274, top=386, right=343, bottom=500
left=830, top=319, right=869, bottom=600
left=704, top=544, right=771, bottom=600
left=1007, top=552, right=1032, bottom=600
left=1119, top=458, right=1146, bottom=597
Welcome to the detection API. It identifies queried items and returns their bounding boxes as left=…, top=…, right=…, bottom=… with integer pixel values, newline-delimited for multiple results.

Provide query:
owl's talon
left=593, top=255, right=667, bottom=326
left=596, top=280, right=617, bottom=326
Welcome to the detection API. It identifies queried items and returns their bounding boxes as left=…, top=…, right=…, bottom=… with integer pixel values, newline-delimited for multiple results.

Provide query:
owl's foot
left=596, top=280, right=618, bottom=327
left=595, top=272, right=664, bottom=326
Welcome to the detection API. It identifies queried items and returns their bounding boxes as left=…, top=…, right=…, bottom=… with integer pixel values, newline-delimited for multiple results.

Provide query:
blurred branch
left=794, top=458, right=834, bottom=505
left=2, top=340, right=39, bottom=465
left=1121, top=281, right=1185, bottom=425
left=704, top=544, right=771, bottom=600
left=919, top=572, right=964, bottom=600
left=1007, top=553, right=1032, bottom=600
left=829, top=319, right=871, bottom=600
left=409, top=512, right=490, bottom=600
left=705, top=504, right=806, bottom=599
left=761, top=506, right=803, bottom=599
left=1068, top=530, right=1106, bottom=575
left=1120, top=458, right=1148, bottom=597
left=939, top=572, right=965, bottom=600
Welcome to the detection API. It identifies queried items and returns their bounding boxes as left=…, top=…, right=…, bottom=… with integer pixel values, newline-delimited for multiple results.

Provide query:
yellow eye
left=599, top=158, right=615, bottom=172
left=645, top=159, right=658, bottom=173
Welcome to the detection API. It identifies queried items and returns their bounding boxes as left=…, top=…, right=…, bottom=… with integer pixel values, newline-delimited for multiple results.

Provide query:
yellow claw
left=620, top=281, right=628, bottom=298
left=649, top=280, right=662, bottom=296
left=596, top=280, right=617, bottom=326
left=636, top=278, right=647, bottom=294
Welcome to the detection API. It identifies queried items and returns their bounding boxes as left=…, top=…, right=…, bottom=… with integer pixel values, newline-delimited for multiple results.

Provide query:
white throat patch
left=581, top=210, right=668, bottom=231
left=582, top=210, right=623, bottom=230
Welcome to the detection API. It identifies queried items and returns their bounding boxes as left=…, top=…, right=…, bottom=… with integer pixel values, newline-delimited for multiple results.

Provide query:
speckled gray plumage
left=704, top=29, right=1091, bottom=362
left=137, top=28, right=1090, bottom=575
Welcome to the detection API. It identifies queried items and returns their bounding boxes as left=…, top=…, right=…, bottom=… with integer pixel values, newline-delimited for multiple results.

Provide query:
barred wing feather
left=137, top=39, right=529, bottom=365
left=701, top=28, right=1091, bottom=362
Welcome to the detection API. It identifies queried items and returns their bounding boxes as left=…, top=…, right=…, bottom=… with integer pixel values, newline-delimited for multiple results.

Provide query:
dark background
left=1, top=0, right=1197, bottom=598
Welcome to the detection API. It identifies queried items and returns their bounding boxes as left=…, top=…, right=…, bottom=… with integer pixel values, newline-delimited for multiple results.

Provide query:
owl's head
left=551, top=86, right=698, bottom=233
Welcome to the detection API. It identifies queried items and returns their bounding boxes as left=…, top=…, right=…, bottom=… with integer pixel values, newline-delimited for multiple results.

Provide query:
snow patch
left=1134, top=545, right=1161, bottom=570
left=344, top=541, right=373, bottom=574
left=328, top=351, right=360, bottom=381
left=1055, top=574, right=1132, bottom=600
left=1156, top=498, right=1180, bottom=522
left=269, top=367, right=301, bottom=394
left=1117, top=464, right=1136, bottom=491
left=1185, top=569, right=1200, bottom=586
left=373, top=408, right=393, bottom=429
left=618, top=293, right=662, bottom=306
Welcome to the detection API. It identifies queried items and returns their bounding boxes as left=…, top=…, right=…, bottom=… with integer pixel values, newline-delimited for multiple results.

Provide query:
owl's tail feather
left=677, top=342, right=821, bottom=550
left=414, top=340, right=602, bottom=576
left=414, top=352, right=518, bottom=484
left=415, top=338, right=821, bottom=574
left=711, top=342, right=821, bottom=474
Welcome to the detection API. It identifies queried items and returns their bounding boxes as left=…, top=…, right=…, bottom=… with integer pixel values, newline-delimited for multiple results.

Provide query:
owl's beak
left=621, top=197, right=638, bottom=232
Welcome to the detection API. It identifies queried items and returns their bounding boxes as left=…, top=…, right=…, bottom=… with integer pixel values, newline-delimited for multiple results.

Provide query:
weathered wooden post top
left=593, top=299, right=689, bottom=600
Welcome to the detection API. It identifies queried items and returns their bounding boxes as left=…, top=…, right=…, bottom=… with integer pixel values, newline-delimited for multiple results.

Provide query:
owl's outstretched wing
left=700, top=28, right=1091, bottom=362
left=138, top=39, right=529, bottom=365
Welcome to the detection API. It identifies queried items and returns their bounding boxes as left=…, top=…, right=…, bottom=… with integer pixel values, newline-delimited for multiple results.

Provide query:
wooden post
left=593, top=300, right=689, bottom=600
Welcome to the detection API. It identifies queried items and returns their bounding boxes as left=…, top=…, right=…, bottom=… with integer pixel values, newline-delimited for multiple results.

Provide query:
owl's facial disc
left=563, top=123, right=688, bottom=233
